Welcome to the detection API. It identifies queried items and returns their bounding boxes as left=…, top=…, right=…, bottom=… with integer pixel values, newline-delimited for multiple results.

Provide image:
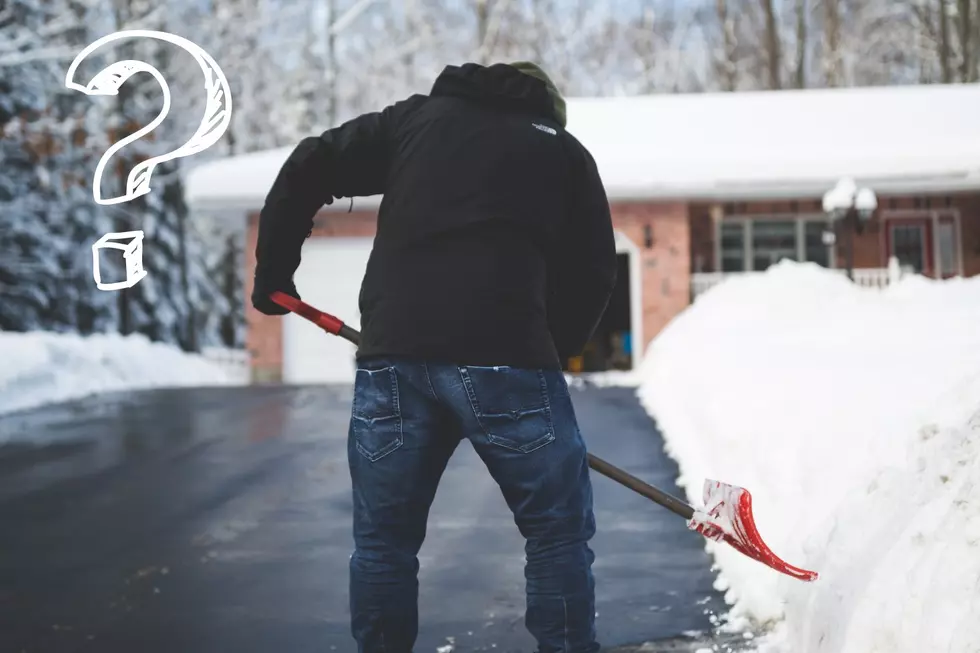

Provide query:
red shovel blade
left=687, top=479, right=819, bottom=582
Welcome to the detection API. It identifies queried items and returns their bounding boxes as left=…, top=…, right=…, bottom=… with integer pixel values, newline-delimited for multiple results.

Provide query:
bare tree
left=476, top=0, right=491, bottom=61
left=956, top=0, right=977, bottom=80
left=326, top=0, right=338, bottom=126
left=939, top=0, right=953, bottom=81
left=617, top=1, right=702, bottom=94
left=822, top=0, right=843, bottom=86
left=713, top=0, right=742, bottom=90
left=794, top=0, right=808, bottom=87
left=626, top=7, right=662, bottom=93
left=760, top=0, right=782, bottom=88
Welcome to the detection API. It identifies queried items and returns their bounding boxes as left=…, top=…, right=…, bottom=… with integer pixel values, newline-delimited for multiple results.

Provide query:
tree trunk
left=530, top=0, right=547, bottom=65
left=716, top=0, right=739, bottom=91
left=476, top=0, right=491, bottom=63
left=402, top=0, right=418, bottom=90
left=761, top=0, right=782, bottom=89
left=823, top=0, right=842, bottom=86
left=976, top=0, right=980, bottom=80
left=795, top=0, right=807, bottom=88
left=326, top=0, right=337, bottom=125
left=111, top=0, right=133, bottom=336
left=220, top=233, right=238, bottom=348
left=174, top=181, right=196, bottom=352
left=939, top=0, right=953, bottom=82
left=957, top=0, right=975, bottom=80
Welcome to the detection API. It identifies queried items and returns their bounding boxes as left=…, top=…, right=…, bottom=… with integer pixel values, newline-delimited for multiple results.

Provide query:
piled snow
left=638, top=260, right=980, bottom=652
left=565, top=370, right=642, bottom=389
left=0, top=331, right=240, bottom=419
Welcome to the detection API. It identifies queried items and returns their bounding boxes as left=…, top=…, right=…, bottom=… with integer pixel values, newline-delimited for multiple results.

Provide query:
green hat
left=508, top=61, right=566, bottom=128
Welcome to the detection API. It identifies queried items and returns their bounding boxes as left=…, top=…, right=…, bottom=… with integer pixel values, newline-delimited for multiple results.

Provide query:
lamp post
left=822, top=178, right=878, bottom=281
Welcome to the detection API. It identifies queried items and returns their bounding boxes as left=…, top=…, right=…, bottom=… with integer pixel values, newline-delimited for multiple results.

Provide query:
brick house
left=187, top=82, right=980, bottom=384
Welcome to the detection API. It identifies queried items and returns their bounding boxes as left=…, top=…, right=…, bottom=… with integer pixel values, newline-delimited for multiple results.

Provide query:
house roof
left=185, top=83, right=980, bottom=212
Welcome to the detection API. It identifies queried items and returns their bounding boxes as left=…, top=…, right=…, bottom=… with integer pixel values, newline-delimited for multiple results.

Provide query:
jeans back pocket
left=351, top=366, right=404, bottom=462
left=459, top=365, right=556, bottom=453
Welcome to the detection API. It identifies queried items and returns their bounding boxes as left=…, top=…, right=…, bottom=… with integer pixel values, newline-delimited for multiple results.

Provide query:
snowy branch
left=0, top=45, right=79, bottom=68
left=475, top=0, right=514, bottom=63
left=328, top=0, right=380, bottom=35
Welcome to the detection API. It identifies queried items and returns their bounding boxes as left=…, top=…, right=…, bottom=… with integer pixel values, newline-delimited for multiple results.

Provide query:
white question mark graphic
left=66, top=30, right=233, bottom=290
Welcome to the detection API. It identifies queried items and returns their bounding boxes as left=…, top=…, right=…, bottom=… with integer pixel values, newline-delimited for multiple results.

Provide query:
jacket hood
left=430, top=63, right=563, bottom=127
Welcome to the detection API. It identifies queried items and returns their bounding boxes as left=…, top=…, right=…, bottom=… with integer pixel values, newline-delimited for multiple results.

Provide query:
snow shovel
left=269, top=292, right=818, bottom=582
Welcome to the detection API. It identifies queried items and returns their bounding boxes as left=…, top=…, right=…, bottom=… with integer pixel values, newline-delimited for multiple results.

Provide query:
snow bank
left=638, top=261, right=980, bottom=652
left=0, top=331, right=240, bottom=419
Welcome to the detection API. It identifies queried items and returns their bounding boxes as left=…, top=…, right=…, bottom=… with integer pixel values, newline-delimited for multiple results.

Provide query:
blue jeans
left=347, top=357, right=599, bottom=653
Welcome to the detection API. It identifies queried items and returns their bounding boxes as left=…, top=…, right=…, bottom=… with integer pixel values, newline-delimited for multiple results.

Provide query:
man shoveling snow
left=252, top=61, right=617, bottom=653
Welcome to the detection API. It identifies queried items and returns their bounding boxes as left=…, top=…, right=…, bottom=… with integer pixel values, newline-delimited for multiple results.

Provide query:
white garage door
left=282, top=237, right=374, bottom=384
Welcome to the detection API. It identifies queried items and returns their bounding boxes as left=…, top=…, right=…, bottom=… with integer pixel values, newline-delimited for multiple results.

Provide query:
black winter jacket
left=253, top=63, right=618, bottom=370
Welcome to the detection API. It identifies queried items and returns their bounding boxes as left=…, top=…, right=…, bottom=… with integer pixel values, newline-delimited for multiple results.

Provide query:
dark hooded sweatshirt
left=253, top=63, right=617, bottom=370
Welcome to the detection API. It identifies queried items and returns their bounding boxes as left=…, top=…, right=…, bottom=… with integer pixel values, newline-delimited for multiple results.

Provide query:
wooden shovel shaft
left=270, top=292, right=697, bottom=521
left=585, top=453, right=695, bottom=520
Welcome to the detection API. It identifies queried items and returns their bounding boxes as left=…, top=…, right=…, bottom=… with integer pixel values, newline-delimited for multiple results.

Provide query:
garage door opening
left=282, top=237, right=374, bottom=384
left=563, top=253, right=633, bottom=373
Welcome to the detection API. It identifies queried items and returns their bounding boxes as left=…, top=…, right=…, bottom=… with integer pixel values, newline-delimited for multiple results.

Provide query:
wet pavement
left=0, top=383, right=738, bottom=652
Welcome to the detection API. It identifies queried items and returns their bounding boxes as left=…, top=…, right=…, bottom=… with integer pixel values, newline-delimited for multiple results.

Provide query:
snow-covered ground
left=0, top=331, right=240, bottom=421
left=565, top=369, right=642, bottom=389
left=638, top=261, right=980, bottom=653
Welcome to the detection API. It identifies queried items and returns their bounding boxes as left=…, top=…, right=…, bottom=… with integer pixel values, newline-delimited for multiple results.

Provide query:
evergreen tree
left=98, top=0, right=229, bottom=351
left=0, top=0, right=116, bottom=333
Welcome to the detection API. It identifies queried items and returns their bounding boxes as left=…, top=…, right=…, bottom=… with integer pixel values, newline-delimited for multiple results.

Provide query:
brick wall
left=243, top=213, right=282, bottom=382
left=840, top=193, right=980, bottom=274
left=610, top=202, right=691, bottom=354
left=244, top=200, right=692, bottom=379
left=836, top=218, right=884, bottom=270
left=952, top=194, right=980, bottom=277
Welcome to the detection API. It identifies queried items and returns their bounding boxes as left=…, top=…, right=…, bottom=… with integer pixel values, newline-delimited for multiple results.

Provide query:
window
left=890, top=224, right=926, bottom=273
left=804, top=222, right=831, bottom=267
left=938, top=221, right=958, bottom=276
left=717, top=216, right=833, bottom=272
left=751, top=220, right=797, bottom=270
left=720, top=222, right=746, bottom=271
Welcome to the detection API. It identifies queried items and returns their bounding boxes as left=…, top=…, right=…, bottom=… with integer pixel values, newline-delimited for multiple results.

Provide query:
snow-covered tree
left=71, top=0, right=230, bottom=351
left=0, top=0, right=118, bottom=333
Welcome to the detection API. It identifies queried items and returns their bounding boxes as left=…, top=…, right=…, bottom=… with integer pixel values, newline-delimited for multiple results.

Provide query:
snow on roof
left=185, top=83, right=980, bottom=211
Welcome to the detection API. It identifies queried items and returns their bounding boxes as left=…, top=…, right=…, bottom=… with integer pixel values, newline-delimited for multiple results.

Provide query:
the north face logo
left=532, top=123, right=557, bottom=135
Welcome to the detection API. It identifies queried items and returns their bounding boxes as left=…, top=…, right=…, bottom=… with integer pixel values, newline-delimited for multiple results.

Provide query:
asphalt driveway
left=0, top=382, right=741, bottom=652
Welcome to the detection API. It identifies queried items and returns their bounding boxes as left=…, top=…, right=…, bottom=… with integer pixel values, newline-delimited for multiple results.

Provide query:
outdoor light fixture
left=822, top=177, right=857, bottom=218
left=855, top=187, right=878, bottom=221
left=644, top=224, right=654, bottom=248
left=822, top=178, right=878, bottom=281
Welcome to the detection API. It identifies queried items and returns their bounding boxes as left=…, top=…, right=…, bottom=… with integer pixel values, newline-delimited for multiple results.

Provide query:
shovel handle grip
left=270, top=291, right=361, bottom=345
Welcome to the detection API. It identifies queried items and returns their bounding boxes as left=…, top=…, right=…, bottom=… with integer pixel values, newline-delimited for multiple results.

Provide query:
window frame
left=713, top=212, right=835, bottom=273
left=879, top=208, right=964, bottom=279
